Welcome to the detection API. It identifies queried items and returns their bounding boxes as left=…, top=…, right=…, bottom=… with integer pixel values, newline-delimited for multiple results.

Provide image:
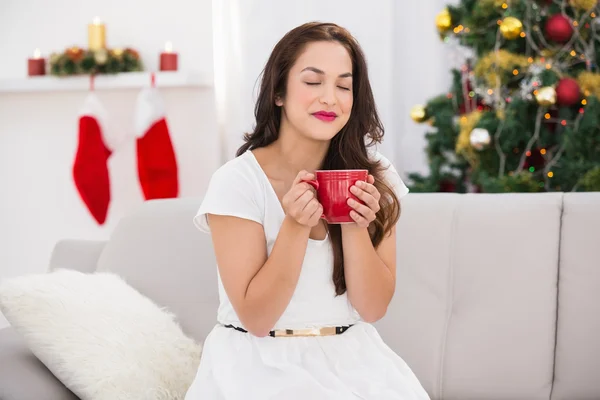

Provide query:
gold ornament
left=410, top=105, right=428, bottom=123
left=535, top=86, right=557, bottom=106
left=569, top=0, right=598, bottom=11
left=94, top=49, right=108, bottom=65
left=49, top=52, right=61, bottom=65
left=500, top=17, right=523, bottom=40
left=436, top=8, right=453, bottom=32
left=469, top=128, right=491, bottom=150
left=110, top=48, right=124, bottom=58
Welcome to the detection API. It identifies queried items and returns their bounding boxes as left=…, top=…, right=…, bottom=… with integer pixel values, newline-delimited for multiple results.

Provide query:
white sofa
left=0, top=192, right=599, bottom=399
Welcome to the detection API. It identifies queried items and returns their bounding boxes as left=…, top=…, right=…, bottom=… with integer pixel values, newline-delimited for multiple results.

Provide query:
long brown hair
left=236, top=22, right=400, bottom=295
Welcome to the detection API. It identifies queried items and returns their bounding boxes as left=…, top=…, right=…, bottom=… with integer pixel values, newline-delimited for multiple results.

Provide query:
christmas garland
left=49, top=47, right=143, bottom=76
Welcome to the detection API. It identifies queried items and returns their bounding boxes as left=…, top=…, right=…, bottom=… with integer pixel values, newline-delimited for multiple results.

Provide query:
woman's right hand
left=282, top=171, right=323, bottom=228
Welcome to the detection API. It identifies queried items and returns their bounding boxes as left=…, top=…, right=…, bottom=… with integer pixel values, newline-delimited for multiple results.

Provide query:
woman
left=186, top=22, right=430, bottom=400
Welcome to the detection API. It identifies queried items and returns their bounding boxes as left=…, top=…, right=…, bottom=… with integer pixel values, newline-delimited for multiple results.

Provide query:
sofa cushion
left=0, top=269, right=202, bottom=400
left=0, top=327, right=79, bottom=400
left=376, top=192, right=562, bottom=400
left=95, top=197, right=219, bottom=342
left=551, top=192, right=600, bottom=400
left=48, top=239, right=106, bottom=273
left=375, top=193, right=462, bottom=395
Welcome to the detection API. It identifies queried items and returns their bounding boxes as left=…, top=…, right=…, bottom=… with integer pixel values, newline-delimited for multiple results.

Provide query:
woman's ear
left=275, top=95, right=284, bottom=107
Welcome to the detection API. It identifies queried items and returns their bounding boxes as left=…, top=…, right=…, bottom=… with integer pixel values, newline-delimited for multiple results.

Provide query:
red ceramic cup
left=303, top=169, right=368, bottom=224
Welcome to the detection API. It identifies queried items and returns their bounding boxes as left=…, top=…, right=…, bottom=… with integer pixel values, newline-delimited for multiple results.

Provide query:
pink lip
left=312, top=111, right=337, bottom=122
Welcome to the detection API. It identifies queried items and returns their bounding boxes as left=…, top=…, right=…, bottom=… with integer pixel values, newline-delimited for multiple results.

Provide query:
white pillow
left=0, top=269, right=202, bottom=400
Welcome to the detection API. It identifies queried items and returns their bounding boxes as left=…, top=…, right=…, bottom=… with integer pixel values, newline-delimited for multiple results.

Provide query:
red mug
left=303, top=169, right=368, bottom=224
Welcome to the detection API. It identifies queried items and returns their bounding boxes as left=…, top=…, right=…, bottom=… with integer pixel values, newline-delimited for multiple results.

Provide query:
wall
left=0, top=0, right=217, bottom=328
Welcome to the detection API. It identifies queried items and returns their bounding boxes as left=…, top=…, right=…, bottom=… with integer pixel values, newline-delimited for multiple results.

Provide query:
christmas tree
left=408, top=0, right=600, bottom=193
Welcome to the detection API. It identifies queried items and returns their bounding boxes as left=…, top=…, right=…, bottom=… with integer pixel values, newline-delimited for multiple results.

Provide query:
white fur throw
left=0, top=269, right=202, bottom=400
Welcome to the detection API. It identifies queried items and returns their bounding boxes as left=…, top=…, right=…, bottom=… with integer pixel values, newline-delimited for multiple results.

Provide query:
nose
left=319, top=83, right=337, bottom=106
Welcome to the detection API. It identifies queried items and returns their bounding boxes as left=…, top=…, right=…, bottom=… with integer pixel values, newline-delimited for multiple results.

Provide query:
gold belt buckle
left=273, top=326, right=337, bottom=337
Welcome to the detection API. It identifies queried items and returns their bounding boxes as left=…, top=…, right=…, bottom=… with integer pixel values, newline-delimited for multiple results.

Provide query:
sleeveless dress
left=184, top=150, right=430, bottom=400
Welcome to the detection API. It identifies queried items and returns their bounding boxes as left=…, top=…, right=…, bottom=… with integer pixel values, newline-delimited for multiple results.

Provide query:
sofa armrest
left=0, top=327, right=79, bottom=400
left=48, top=239, right=107, bottom=274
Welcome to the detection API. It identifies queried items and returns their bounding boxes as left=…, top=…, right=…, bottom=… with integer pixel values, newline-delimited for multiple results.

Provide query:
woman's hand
left=282, top=171, right=323, bottom=228
left=347, top=174, right=380, bottom=228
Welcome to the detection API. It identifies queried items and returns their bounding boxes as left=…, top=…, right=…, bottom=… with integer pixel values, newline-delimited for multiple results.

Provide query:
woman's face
left=277, top=41, right=354, bottom=142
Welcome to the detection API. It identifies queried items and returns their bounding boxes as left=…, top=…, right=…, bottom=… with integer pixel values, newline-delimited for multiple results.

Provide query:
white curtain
left=213, top=0, right=461, bottom=179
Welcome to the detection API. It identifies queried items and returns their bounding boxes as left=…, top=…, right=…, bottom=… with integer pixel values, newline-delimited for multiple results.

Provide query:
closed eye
left=305, top=82, right=350, bottom=91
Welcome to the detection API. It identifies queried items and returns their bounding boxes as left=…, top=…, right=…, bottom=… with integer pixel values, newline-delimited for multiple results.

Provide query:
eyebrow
left=301, top=66, right=352, bottom=78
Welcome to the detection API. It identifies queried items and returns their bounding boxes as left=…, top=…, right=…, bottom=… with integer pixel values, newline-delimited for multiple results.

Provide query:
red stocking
left=134, top=87, right=179, bottom=200
left=72, top=93, right=112, bottom=225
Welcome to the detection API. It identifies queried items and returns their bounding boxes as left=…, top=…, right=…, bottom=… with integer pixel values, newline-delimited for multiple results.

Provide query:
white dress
left=185, top=150, right=430, bottom=400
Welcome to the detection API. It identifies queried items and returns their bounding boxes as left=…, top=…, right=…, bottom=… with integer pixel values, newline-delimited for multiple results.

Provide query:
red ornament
left=544, top=14, right=574, bottom=43
left=556, top=78, right=581, bottom=106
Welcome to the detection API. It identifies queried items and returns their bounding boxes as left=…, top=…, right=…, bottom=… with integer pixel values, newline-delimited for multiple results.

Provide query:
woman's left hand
left=347, top=174, right=381, bottom=228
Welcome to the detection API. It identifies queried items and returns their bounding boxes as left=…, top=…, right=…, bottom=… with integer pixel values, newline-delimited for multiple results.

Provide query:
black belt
left=223, top=324, right=353, bottom=337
